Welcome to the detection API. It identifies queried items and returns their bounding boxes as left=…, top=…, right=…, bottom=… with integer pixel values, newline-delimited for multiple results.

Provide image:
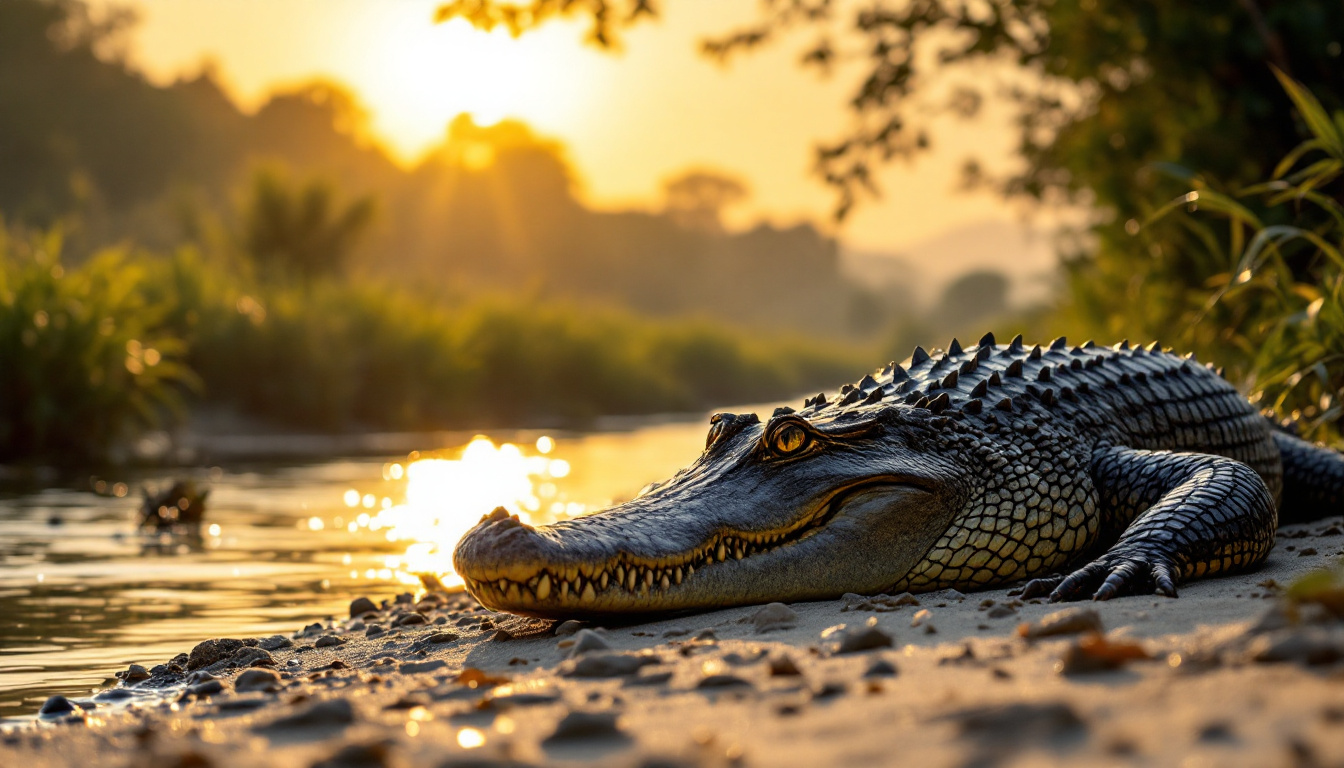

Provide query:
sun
left=342, top=6, right=606, bottom=164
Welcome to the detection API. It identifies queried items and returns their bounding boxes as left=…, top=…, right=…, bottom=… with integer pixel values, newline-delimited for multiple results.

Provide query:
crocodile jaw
left=453, top=481, right=952, bottom=618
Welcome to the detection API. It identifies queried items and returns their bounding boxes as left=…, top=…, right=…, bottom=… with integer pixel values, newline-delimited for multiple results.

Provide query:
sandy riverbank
left=2, top=515, right=1343, bottom=768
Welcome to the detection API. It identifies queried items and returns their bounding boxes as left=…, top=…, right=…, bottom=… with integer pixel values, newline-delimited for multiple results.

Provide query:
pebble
left=624, top=670, right=674, bottom=687
left=187, top=679, right=225, bottom=697
left=118, top=664, right=151, bottom=683
left=1248, top=628, right=1344, bottom=665
left=986, top=604, right=1018, bottom=619
left=187, top=638, right=245, bottom=671
left=841, top=593, right=920, bottom=612
left=365, top=625, right=385, bottom=638
left=349, top=597, right=378, bottom=618
left=863, top=659, right=899, bottom=678
left=235, top=668, right=282, bottom=693
left=1017, top=607, right=1105, bottom=639
left=256, top=698, right=356, bottom=731
left=1057, top=634, right=1151, bottom=674
left=398, top=659, right=448, bottom=675
left=394, top=613, right=427, bottom=627
left=835, top=625, right=895, bottom=654
left=259, top=635, right=293, bottom=651
left=39, top=695, right=77, bottom=716
left=314, top=635, right=346, bottom=648
left=231, top=647, right=276, bottom=668
left=562, top=652, right=660, bottom=678
left=750, top=603, right=798, bottom=633
left=311, top=739, right=393, bottom=768
left=423, top=631, right=459, bottom=645
left=566, top=629, right=612, bottom=656
left=543, top=710, right=626, bottom=744
left=696, top=674, right=752, bottom=689
left=554, top=620, right=585, bottom=637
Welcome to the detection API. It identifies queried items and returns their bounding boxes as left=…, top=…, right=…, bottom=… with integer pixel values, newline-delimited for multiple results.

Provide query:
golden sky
left=110, top=0, right=1055, bottom=280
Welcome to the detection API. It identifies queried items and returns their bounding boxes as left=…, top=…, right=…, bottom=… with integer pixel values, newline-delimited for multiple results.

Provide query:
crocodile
left=454, top=334, right=1344, bottom=617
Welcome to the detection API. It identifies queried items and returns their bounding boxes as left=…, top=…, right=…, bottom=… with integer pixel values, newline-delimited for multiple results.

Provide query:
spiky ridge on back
left=798, top=332, right=1219, bottom=422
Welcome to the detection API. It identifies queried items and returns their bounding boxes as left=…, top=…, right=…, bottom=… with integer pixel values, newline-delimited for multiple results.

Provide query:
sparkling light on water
left=350, top=435, right=585, bottom=588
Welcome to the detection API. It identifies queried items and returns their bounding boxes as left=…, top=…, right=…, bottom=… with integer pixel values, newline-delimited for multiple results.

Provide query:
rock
left=314, top=635, right=346, bottom=648
left=841, top=593, right=920, bottom=612
left=349, top=597, right=379, bottom=618
left=118, top=664, right=151, bottom=683
left=187, top=639, right=244, bottom=671
left=187, top=679, right=225, bottom=697
left=256, top=698, right=356, bottom=731
left=490, top=629, right=515, bottom=642
left=863, top=659, right=899, bottom=678
left=948, top=701, right=1087, bottom=750
left=424, top=632, right=459, bottom=644
left=1057, top=634, right=1151, bottom=674
left=554, top=620, right=585, bottom=637
left=230, top=647, right=276, bottom=668
left=835, top=625, right=894, bottom=654
left=399, top=659, right=448, bottom=675
left=39, top=695, right=77, bottom=716
left=543, top=711, right=626, bottom=744
left=1017, top=607, right=1105, bottom=639
left=812, top=681, right=846, bottom=700
left=235, top=668, right=282, bottom=693
left=768, top=654, right=803, bottom=677
left=566, top=629, right=612, bottom=657
left=394, top=613, right=427, bottom=627
left=311, top=739, right=394, bottom=768
left=259, top=635, right=294, bottom=651
left=364, top=625, right=385, bottom=638
left=624, top=670, right=674, bottom=687
left=696, top=674, right=752, bottom=689
left=1248, top=628, right=1344, bottom=665
left=750, top=603, right=798, bottom=633
left=562, top=653, right=660, bottom=678
left=986, top=604, right=1018, bottom=619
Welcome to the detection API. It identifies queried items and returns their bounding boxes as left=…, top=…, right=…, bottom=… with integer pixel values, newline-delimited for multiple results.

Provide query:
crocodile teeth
left=716, top=542, right=726, bottom=561
left=626, top=568, right=637, bottom=591
left=536, top=573, right=552, bottom=600
left=644, top=569, right=654, bottom=588
left=735, top=546, right=745, bottom=560
left=674, top=567, right=684, bottom=584
left=661, top=574, right=671, bottom=590
left=582, top=582, right=596, bottom=602
left=560, top=580, right=570, bottom=599
left=506, top=582, right=520, bottom=602
left=615, top=565, right=625, bottom=584
left=600, top=571, right=609, bottom=590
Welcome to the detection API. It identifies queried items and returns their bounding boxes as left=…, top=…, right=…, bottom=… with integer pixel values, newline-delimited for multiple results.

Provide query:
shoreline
left=3, top=515, right=1343, bottom=767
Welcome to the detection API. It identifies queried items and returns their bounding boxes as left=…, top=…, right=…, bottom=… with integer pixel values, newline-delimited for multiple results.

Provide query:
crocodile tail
left=1272, top=430, right=1344, bottom=525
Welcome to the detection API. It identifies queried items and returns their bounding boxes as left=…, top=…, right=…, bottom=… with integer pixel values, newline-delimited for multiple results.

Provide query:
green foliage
left=241, top=167, right=376, bottom=283
left=1140, top=72, right=1344, bottom=442
left=177, top=272, right=863, bottom=432
left=0, top=228, right=193, bottom=462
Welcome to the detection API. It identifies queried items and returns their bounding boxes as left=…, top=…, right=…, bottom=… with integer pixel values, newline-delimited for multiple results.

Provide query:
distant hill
left=0, top=0, right=881, bottom=338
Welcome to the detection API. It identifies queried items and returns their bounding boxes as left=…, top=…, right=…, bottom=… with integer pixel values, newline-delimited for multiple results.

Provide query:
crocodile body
left=455, top=334, right=1344, bottom=617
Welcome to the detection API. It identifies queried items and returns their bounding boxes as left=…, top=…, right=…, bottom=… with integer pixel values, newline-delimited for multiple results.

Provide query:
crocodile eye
left=770, top=423, right=808, bottom=456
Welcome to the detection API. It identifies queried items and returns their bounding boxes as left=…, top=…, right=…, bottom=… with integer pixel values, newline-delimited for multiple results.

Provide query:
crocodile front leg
left=1022, top=446, right=1277, bottom=602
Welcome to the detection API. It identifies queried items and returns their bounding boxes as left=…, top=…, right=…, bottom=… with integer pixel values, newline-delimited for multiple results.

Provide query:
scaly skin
left=454, top=334, right=1344, bottom=617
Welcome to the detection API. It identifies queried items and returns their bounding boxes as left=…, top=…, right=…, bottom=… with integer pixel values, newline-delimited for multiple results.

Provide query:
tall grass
left=1146, top=70, right=1344, bottom=442
left=3, top=236, right=865, bottom=463
left=0, top=228, right=194, bottom=462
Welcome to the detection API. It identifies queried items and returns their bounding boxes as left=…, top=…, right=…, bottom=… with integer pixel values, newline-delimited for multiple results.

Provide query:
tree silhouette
left=661, top=169, right=748, bottom=233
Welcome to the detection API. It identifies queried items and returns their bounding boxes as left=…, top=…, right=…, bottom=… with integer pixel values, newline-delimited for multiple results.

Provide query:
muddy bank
left=2, top=516, right=1343, bottom=768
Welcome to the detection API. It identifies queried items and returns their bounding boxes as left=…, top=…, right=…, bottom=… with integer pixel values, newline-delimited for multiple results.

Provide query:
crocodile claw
left=1032, top=551, right=1180, bottom=602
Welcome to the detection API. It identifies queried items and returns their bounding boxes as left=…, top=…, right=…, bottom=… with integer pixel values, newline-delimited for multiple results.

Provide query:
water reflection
left=0, top=416, right=711, bottom=718
left=353, top=436, right=584, bottom=588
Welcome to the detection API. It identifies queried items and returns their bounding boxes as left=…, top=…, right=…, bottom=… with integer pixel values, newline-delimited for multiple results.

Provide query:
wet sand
left=3, top=515, right=1343, bottom=768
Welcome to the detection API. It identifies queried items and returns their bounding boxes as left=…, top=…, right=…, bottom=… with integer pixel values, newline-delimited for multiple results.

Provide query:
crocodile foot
left=1022, top=547, right=1179, bottom=602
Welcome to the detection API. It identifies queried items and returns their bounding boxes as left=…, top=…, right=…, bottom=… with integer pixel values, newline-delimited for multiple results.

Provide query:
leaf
left=1273, top=67, right=1344, bottom=158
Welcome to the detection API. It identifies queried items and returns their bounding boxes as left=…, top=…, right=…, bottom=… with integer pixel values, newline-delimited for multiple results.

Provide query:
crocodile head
left=453, top=406, right=973, bottom=617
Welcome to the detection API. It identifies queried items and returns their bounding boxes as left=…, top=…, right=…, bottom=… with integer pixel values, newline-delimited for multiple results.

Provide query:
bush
left=0, top=228, right=193, bottom=462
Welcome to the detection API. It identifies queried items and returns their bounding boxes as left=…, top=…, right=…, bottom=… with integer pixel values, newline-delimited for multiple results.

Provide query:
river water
left=0, top=415, right=718, bottom=718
